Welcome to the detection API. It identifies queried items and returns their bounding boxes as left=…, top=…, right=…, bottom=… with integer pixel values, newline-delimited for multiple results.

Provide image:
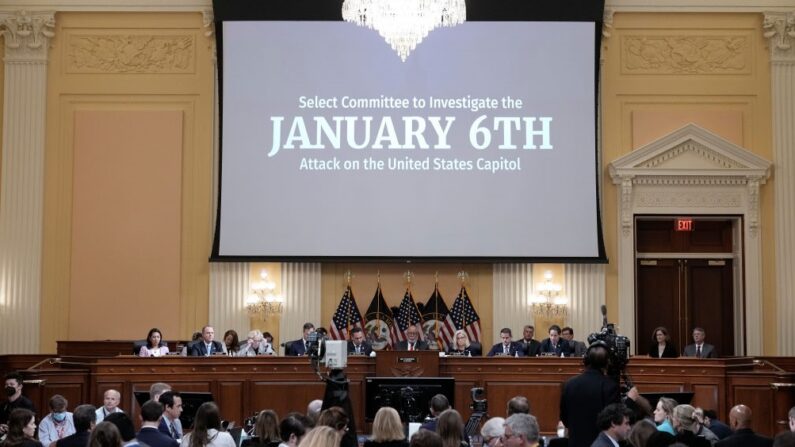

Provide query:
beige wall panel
left=41, top=11, right=215, bottom=351
left=601, top=12, right=774, bottom=351
left=0, top=41, right=4, bottom=189
left=69, top=110, right=182, bottom=339
left=321, top=264, right=494, bottom=349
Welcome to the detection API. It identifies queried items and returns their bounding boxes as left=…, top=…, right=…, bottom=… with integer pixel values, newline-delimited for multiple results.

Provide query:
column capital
left=763, top=11, right=795, bottom=63
left=0, top=10, right=55, bottom=62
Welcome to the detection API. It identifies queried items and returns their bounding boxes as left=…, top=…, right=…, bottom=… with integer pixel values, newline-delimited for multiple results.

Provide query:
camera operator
left=559, top=343, right=619, bottom=447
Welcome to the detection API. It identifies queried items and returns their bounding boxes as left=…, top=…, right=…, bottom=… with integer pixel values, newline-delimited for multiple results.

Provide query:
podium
left=376, top=350, right=440, bottom=377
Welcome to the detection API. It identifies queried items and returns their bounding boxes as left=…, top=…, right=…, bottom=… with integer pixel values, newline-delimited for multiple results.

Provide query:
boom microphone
left=600, top=305, right=608, bottom=328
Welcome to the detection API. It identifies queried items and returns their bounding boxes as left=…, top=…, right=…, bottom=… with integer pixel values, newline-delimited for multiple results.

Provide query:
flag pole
left=434, top=272, right=440, bottom=345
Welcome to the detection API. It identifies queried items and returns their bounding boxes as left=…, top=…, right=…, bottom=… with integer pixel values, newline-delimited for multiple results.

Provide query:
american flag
left=422, top=285, right=450, bottom=351
left=394, top=289, right=425, bottom=342
left=329, top=285, right=363, bottom=340
left=440, top=286, right=481, bottom=348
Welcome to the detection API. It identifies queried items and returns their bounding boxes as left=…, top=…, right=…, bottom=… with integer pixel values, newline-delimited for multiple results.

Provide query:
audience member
left=1, top=373, right=36, bottom=436
left=683, top=328, right=717, bottom=358
left=286, top=323, right=316, bottom=356
left=506, top=397, right=529, bottom=417
left=539, top=325, right=573, bottom=357
left=410, top=431, right=443, bottom=447
left=182, top=402, right=235, bottom=447
left=137, top=400, right=178, bottom=447
left=715, top=405, right=772, bottom=447
left=89, top=422, right=122, bottom=447
left=420, top=395, right=450, bottom=433
left=157, top=392, right=183, bottom=441
left=278, top=416, right=307, bottom=447
left=224, top=330, right=241, bottom=356
left=560, top=344, right=619, bottom=447
left=298, top=427, right=339, bottom=447
left=653, top=398, right=677, bottom=435
left=316, top=407, right=348, bottom=436
left=95, top=390, right=122, bottom=423
left=395, top=326, right=429, bottom=351
left=365, top=407, right=408, bottom=447
left=189, top=326, right=226, bottom=356
left=561, top=327, right=587, bottom=357
left=519, top=326, right=540, bottom=357
left=671, top=405, right=710, bottom=447
left=149, top=383, right=171, bottom=402
left=1, top=408, right=42, bottom=447
left=139, top=328, right=169, bottom=357
left=773, top=432, right=795, bottom=447
left=487, top=328, right=525, bottom=357
left=591, top=403, right=632, bottom=447
left=38, top=395, right=75, bottom=446
left=701, top=411, right=731, bottom=440
left=347, top=328, right=373, bottom=356
left=480, top=417, right=505, bottom=447
left=103, top=413, right=138, bottom=447
left=691, top=408, right=719, bottom=444
left=306, top=401, right=323, bottom=428
left=646, top=432, right=676, bottom=447
left=55, top=405, right=96, bottom=447
left=628, top=419, right=658, bottom=447
left=239, top=330, right=275, bottom=356
left=648, top=327, right=678, bottom=359
left=436, top=410, right=466, bottom=447
left=501, top=414, right=540, bottom=447
left=242, top=410, right=281, bottom=447
left=446, top=330, right=481, bottom=357
left=789, top=406, right=795, bottom=432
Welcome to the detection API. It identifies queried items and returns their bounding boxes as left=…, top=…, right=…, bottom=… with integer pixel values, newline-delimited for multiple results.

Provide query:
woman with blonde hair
left=436, top=410, right=466, bottom=447
left=446, top=331, right=481, bottom=357
left=653, top=397, right=677, bottom=435
left=671, top=405, right=710, bottom=447
left=365, top=407, right=407, bottom=447
left=298, top=426, right=340, bottom=447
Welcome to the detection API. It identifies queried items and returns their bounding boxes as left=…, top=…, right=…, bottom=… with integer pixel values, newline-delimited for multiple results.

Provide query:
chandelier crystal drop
left=342, top=0, right=466, bottom=62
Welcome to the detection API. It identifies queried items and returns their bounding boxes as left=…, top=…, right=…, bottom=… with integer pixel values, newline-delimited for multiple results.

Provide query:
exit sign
left=675, top=218, right=694, bottom=231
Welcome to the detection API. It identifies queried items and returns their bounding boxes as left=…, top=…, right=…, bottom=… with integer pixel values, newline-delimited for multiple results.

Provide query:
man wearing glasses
left=501, top=414, right=541, bottom=447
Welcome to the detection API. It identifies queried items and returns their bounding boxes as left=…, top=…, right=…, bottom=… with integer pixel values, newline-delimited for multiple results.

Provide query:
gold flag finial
left=345, top=270, right=353, bottom=286
left=457, top=271, right=469, bottom=287
left=404, top=270, right=414, bottom=289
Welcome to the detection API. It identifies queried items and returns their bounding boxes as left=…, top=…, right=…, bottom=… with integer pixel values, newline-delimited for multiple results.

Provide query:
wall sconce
left=245, top=270, right=284, bottom=318
left=529, top=270, right=568, bottom=318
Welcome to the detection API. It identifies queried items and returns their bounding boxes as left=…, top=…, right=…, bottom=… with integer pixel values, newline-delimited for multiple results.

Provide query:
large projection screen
left=213, top=0, right=607, bottom=262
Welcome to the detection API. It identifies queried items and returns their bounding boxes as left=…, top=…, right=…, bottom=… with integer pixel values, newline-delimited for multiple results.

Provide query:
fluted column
left=0, top=11, right=55, bottom=354
left=765, top=11, right=795, bottom=355
left=565, top=264, right=606, bottom=341
left=492, top=264, right=533, bottom=338
left=209, top=263, right=250, bottom=336
left=279, top=263, right=321, bottom=354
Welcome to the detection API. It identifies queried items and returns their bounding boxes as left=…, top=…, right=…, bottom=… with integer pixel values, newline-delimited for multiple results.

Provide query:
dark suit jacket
left=674, top=430, right=711, bottom=447
left=446, top=342, right=482, bottom=357
left=539, top=338, right=574, bottom=357
left=138, top=427, right=180, bottom=447
left=347, top=340, right=373, bottom=356
left=648, top=342, right=679, bottom=358
left=56, top=431, right=91, bottom=447
left=683, top=343, right=717, bottom=358
left=589, top=432, right=616, bottom=447
left=188, top=340, right=224, bottom=356
left=487, top=341, right=525, bottom=357
left=520, top=339, right=541, bottom=357
left=285, top=339, right=307, bottom=356
left=560, top=368, right=619, bottom=447
left=157, top=417, right=182, bottom=440
left=714, top=428, right=773, bottom=447
left=395, top=340, right=429, bottom=351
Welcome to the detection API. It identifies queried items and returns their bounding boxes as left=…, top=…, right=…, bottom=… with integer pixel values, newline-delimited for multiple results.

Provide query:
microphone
left=601, top=305, right=608, bottom=328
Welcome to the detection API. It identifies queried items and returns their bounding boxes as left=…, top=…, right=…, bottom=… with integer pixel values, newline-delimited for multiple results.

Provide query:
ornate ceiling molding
left=0, top=10, right=55, bottom=62
left=763, top=11, right=795, bottom=62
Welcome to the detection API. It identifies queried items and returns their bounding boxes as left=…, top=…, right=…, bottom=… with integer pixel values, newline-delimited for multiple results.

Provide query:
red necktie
left=409, top=343, right=413, bottom=351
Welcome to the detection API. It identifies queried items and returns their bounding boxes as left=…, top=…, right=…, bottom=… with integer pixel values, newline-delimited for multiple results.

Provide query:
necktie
left=206, top=344, right=212, bottom=356
left=504, top=345, right=509, bottom=355
left=696, top=345, right=702, bottom=358
left=409, top=343, right=413, bottom=351
left=356, top=345, right=360, bottom=354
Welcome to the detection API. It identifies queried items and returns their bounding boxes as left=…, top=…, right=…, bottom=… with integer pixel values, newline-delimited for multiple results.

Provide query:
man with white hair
left=95, top=389, right=123, bottom=423
left=481, top=417, right=505, bottom=447
left=237, top=330, right=275, bottom=356
left=502, top=413, right=540, bottom=447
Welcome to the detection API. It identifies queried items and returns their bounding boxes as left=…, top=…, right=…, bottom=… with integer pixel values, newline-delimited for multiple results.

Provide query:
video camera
left=306, top=331, right=347, bottom=369
left=586, top=323, right=630, bottom=372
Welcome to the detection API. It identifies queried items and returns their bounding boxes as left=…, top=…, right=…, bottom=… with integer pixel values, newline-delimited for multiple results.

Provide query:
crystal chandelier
left=529, top=271, right=569, bottom=318
left=245, top=270, right=284, bottom=318
left=342, top=0, right=466, bottom=62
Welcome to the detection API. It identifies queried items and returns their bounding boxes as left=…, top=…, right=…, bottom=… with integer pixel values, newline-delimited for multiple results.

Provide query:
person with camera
left=559, top=343, right=619, bottom=447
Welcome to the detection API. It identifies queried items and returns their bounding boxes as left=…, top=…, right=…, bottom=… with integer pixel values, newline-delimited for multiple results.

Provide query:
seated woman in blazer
left=446, top=329, right=482, bottom=356
left=648, top=326, right=678, bottom=358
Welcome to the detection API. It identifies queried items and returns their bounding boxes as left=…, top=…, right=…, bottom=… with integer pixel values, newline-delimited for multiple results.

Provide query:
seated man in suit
left=487, top=328, right=525, bottom=357
left=591, top=403, right=632, bottom=447
left=396, top=325, right=429, bottom=351
left=519, top=325, right=541, bottom=357
left=187, top=326, right=226, bottom=356
left=157, top=392, right=182, bottom=442
left=347, top=327, right=372, bottom=356
left=561, top=327, right=587, bottom=357
left=715, top=405, right=772, bottom=447
left=285, top=322, right=315, bottom=356
left=683, top=327, right=718, bottom=358
left=138, top=400, right=179, bottom=447
left=539, top=325, right=573, bottom=357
